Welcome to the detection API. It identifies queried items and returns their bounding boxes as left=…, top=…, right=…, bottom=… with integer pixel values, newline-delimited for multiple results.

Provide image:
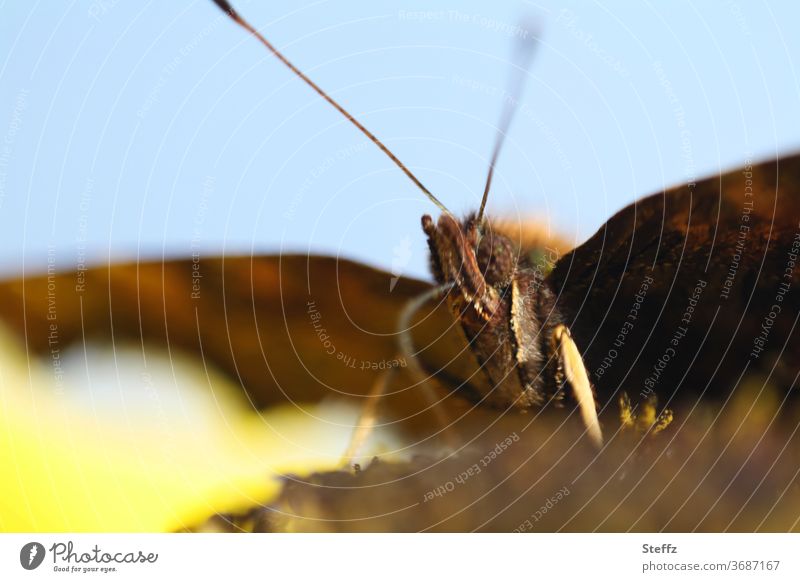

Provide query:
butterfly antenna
left=211, top=0, right=451, bottom=215
left=477, top=23, right=540, bottom=225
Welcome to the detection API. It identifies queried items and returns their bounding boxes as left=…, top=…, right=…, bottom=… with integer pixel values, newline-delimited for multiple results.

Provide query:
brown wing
left=0, top=252, right=518, bottom=443
left=548, top=153, right=800, bottom=408
left=0, top=255, right=444, bottom=409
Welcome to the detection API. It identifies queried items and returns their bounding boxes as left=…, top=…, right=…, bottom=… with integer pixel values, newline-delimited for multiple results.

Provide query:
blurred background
left=1, top=0, right=799, bottom=532
left=1, top=0, right=799, bottom=280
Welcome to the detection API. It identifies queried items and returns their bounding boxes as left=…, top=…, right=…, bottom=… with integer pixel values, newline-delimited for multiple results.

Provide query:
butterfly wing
left=548, top=153, right=800, bottom=408
left=0, top=255, right=446, bottom=409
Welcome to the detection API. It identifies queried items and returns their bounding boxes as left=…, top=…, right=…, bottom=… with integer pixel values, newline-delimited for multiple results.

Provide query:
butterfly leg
left=340, top=367, right=395, bottom=466
left=619, top=392, right=673, bottom=436
left=551, top=324, right=603, bottom=447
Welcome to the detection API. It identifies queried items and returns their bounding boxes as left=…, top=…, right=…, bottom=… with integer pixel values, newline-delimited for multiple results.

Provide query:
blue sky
left=1, top=0, right=799, bottom=279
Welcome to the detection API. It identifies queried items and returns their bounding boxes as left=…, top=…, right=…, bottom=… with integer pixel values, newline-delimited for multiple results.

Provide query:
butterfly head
left=422, top=213, right=519, bottom=320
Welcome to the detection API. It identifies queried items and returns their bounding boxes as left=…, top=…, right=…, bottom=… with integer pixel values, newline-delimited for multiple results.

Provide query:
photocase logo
left=20, top=542, right=46, bottom=570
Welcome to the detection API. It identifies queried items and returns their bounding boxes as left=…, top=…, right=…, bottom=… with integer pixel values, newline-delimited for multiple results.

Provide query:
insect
left=1, top=0, right=798, bottom=462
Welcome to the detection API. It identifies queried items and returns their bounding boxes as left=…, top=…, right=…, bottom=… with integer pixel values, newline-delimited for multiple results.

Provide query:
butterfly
left=2, top=0, right=798, bottom=467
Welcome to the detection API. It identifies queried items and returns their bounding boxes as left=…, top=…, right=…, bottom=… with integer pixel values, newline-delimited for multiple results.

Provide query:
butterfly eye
left=476, top=230, right=517, bottom=287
